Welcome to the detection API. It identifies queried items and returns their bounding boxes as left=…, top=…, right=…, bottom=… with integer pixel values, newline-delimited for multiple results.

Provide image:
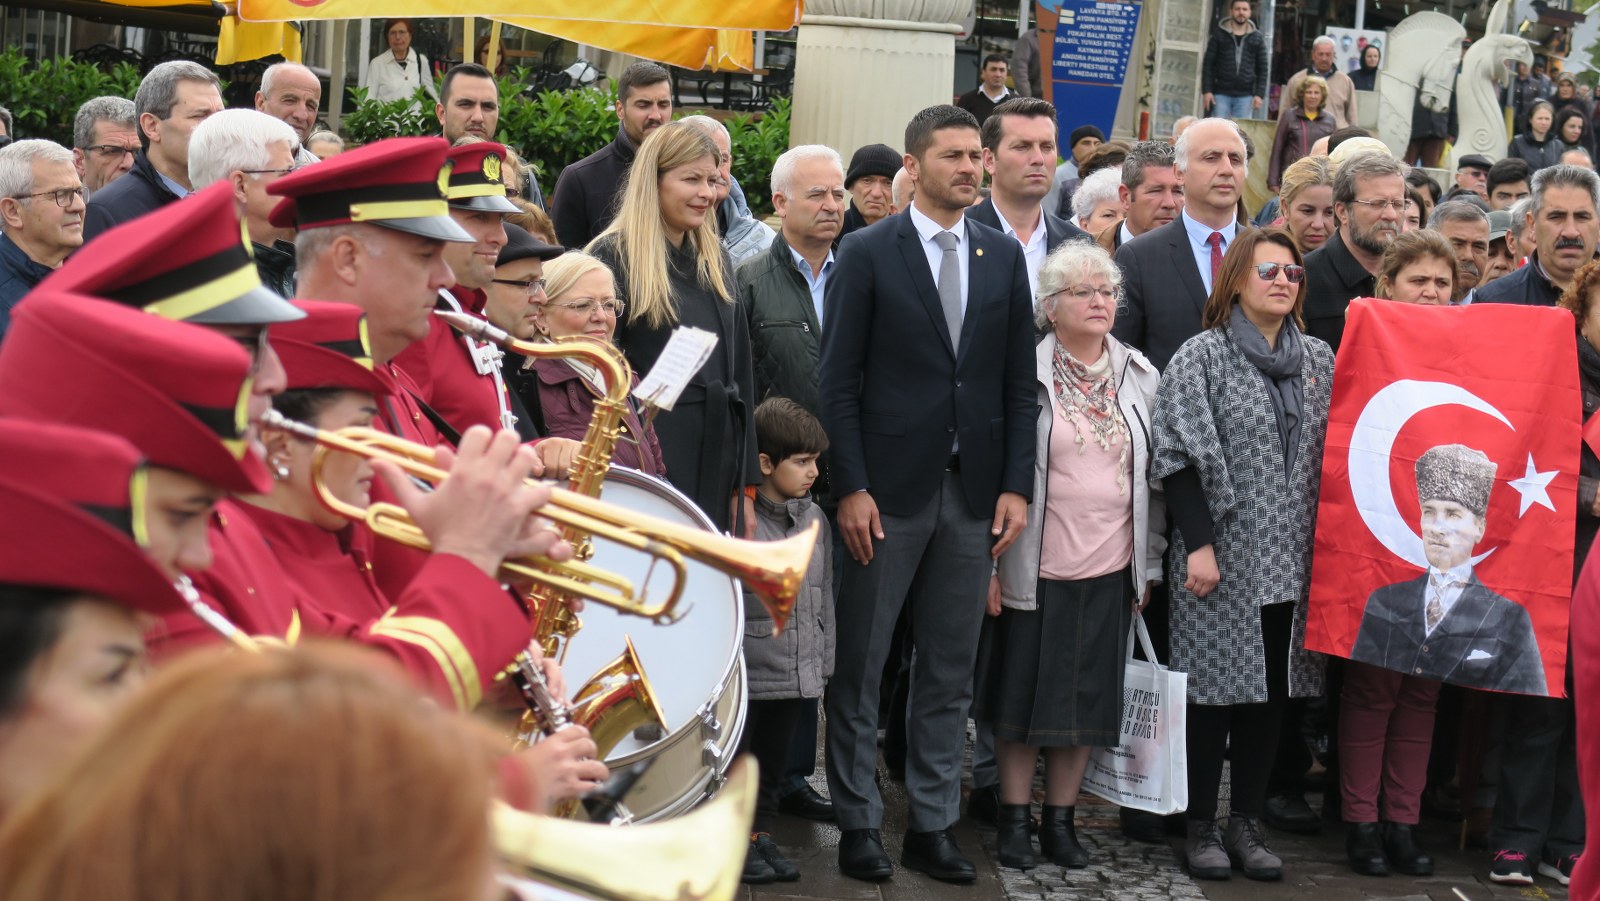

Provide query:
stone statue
left=1374, top=12, right=1466, bottom=159
left=1449, top=0, right=1534, bottom=169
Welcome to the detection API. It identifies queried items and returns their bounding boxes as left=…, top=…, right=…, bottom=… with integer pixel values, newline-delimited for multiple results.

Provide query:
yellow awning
left=497, top=19, right=752, bottom=72
left=215, top=16, right=303, bottom=63
left=238, top=0, right=799, bottom=30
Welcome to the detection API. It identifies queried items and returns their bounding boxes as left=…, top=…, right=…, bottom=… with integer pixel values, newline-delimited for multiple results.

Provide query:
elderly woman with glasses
left=515, top=249, right=666, bottom=477
left=1152, top=227, right=1334, bottom=884
left=972, top=241, right=1166, bottom=871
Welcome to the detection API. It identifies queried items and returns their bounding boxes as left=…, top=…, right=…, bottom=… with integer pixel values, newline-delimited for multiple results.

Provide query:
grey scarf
left=1227, top=304, right=1304, bottom=475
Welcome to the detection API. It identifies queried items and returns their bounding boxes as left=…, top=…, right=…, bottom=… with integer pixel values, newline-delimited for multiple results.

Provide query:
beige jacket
left=1283, top=68, right=1359, bottom=130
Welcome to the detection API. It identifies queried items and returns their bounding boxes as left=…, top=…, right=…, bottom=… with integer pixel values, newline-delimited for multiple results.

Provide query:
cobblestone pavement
left=741, top=723, right=1571, bottom=901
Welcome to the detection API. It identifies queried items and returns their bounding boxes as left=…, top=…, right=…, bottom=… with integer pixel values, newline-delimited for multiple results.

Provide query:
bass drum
left=559, top=467, right=747, bottom=822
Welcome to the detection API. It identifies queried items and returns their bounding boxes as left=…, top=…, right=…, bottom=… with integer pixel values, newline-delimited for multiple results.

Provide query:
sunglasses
left=1254, top=263, right=1306, bottom=283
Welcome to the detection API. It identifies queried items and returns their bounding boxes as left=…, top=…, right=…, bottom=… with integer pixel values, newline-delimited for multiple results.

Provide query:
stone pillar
left=789, top=0, right=969, bottom=158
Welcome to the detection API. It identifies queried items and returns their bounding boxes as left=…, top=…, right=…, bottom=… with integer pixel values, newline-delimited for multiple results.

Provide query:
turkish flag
left=1305, top=298, right=1579, bottom=697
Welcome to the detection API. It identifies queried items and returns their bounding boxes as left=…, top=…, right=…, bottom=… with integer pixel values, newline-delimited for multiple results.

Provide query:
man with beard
left=551, top=61, right=672, bottom=248
left=1473, top=165, right=1600, bottom=306
left=1429, top=201, right=1490, bottom=303
left=1303, top=151, right=1406, bottom=350
left=821, top=104, right=1034, bottom=884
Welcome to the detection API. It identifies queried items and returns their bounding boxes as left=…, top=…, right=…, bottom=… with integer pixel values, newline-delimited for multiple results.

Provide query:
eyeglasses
left=491, top=277, right=548, bottom=296
left=83, top=144, right=136, bottom=159
left=1051, top=286, right=1119, bottom=302
left=548, top=299, right=626, bottom=317
left=1253, top=262, right=1306, bottom=283
left=240, top=166, right=301, bottom=178
left=1349, top=198, right=1407, bottom=213
left=11, top=186, right=86, bottom=208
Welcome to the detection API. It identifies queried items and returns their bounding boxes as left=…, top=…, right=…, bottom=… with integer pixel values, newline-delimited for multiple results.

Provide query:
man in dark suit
left=1350, top=444, right=1547, bottom=696
left=1111, top=118, right=1248, bottom=372
left=959, top=94, right=1088, bottom=819
left=820, top=104, right=1035, bottom=884
left=966, top=97, right=1090, bottom=297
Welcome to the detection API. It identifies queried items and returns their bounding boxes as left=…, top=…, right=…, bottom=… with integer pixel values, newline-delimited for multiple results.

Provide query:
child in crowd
left=740, top=397, right=835, bottom=884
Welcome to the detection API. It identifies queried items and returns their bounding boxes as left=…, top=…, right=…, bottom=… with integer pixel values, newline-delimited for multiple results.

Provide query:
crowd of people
left=0, top=17, right=1596, bottom=898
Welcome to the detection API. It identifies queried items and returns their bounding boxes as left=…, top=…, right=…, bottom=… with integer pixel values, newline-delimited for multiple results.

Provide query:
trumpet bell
left=495, top=757, right=758, bottom=901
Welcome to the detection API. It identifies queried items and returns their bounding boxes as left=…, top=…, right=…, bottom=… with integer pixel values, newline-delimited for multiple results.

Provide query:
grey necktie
left=934, top=230, right=962, bottom=345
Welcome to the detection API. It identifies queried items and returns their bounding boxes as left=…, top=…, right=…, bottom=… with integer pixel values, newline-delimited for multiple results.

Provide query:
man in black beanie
left=840, top=143, right=902, bottom=238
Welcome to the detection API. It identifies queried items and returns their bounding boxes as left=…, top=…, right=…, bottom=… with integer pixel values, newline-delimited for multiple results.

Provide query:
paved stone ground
left=740, top=721, right=1572, bottom=901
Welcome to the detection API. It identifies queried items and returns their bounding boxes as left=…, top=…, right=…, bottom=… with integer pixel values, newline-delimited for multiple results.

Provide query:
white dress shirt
left=995, top=206, right=1048, bottom=301
left=908, top=202, right=970, bottom=318
left=1180, top=208, right=1239, bottom=296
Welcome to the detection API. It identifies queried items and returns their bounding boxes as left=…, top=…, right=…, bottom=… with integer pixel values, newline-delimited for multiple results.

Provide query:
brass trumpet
left=258, top=410, right=806, bottom=633
left=495, top=758, right=757, bottom=901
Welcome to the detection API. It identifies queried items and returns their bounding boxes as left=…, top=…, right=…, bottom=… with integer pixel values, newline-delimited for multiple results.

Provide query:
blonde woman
left=1277, top=155, right=1335, bottom=253
left=525, top=251, right=666, bottom=477
left=586, top=122, right=759, bottom=534
left=1268, top=75, right=1334, bottom=192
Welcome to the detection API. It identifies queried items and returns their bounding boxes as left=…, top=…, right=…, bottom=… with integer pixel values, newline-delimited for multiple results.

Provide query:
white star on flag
left=1508, top=454, right=1557, bottom=517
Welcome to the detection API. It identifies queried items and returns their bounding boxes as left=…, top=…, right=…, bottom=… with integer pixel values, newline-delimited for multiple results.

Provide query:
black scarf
left=1228, top=304, right=1305, bottom=475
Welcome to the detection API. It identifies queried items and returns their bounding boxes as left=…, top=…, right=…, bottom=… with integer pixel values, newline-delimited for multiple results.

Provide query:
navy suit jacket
left=1110, top=217, right=1209, bottom=372
left=1350, top=574, right=1548, bottom=696
left=964, top=198, right=1092, bottom=254
left=818, top=209, right=1037, bottom=519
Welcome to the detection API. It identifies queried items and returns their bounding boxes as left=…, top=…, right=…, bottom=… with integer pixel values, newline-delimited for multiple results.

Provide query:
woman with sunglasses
left=1152, top=227, right=1334, bottom=883
left=512, top=250, right=666, bottom=476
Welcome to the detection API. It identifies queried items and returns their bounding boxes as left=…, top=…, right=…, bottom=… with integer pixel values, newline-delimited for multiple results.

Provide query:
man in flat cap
left=1351, top=444, right=1547, bottom=695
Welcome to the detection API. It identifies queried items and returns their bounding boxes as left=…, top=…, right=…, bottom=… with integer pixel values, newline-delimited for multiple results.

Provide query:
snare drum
left=558, top=467, right=747, bottom=822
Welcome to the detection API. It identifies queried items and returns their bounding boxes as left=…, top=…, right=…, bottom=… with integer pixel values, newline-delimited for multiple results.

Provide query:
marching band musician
left=233, top=298, right=610, bottom=801
left=267, top=137, right=578, bottom=598
left=393, top=141, right=563, bottom=449
left=0, top=439, right=194, bottom=823
left=0, top=292, right=563, bottom=713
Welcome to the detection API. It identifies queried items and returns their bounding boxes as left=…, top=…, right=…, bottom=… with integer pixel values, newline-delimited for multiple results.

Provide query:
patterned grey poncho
left=1151, top=325, right=1335, bottom=706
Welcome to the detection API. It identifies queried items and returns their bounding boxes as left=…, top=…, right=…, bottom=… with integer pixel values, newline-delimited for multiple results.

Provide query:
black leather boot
left=1345, top=821, right=1389, bottom=877
left=1382, top=821, right=1433, bottom=876
left=995, top=804, right=1038, bottom=869
left=1039, top=805, right=1090, bottom=868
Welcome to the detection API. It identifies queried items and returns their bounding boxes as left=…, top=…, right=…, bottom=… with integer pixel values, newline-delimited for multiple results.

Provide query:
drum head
left=557, top=468, right=743, bottom=758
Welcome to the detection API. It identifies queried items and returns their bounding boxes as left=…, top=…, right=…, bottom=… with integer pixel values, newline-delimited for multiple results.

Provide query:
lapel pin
left=976, top=248, right=984, bottom=257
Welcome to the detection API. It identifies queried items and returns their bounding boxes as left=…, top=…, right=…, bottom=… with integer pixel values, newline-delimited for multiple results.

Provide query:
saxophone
left=436, top=313, right=669, bottom=766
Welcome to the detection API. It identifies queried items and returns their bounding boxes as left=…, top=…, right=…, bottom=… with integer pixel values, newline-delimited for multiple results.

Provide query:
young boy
left=740, top=397, right=835, bottom=884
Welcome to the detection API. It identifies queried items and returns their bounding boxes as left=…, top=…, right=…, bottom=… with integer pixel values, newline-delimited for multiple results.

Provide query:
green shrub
left=0, top=50, right=142, bottom=147
left=726, top=97, right=790, bottom=217
left=496, top=79, right=619, bottom=200
left=339, top=70, right=791, bottom=218
left=340, top=85, right=437, bottom=145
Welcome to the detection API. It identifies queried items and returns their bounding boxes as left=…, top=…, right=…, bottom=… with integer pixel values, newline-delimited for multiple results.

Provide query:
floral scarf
left=1052, top=340, right=1130, bottom=493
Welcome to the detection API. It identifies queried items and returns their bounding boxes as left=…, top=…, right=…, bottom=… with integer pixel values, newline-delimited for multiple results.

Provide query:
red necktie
left=1207, top=231, right=1224, bottom=286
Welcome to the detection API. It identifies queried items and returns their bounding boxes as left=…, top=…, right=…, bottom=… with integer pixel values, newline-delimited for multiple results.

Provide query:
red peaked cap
left=267, top=136, right=472, bottom=243
left=0, top=292, right=272, bottom=494
left=0, top=481, right=189, bottom=618
left=0, top=419, right=149, bottom=543
left=36, top=181, right=305, bottom=326
left=443, top=141, right=520, bottom=213
left=271, top=300, right=395, bottom=396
